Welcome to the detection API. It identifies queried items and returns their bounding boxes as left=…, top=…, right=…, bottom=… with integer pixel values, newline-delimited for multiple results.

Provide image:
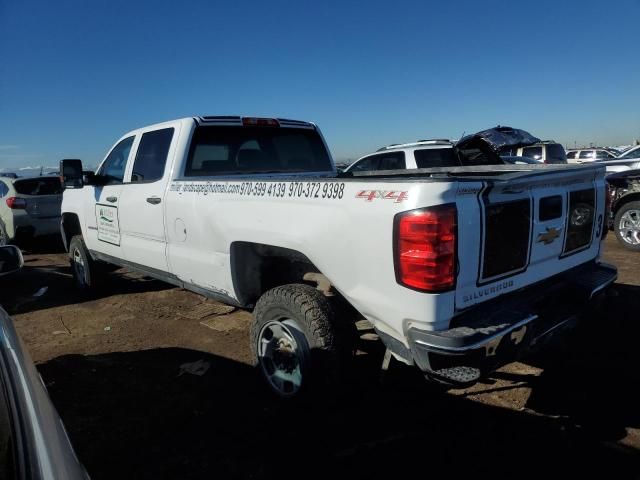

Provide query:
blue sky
left=1, top=0, right=639, bottom=169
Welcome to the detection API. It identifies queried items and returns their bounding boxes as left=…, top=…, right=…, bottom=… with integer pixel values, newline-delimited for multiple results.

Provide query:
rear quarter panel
left=165, top=177, right=458, bottom=342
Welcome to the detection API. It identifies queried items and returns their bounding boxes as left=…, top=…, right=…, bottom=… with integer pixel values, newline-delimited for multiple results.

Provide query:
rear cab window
left=13, top=177, right=62, bottom=195
left=185, top=126, right=332, bottom=176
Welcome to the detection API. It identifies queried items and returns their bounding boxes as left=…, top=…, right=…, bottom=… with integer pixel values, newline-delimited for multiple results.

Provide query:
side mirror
left=83, top=170, right=96, bottom=185
left=60, top=159, right=84, bottom=189
left=0, top=246, right=23, bottom=276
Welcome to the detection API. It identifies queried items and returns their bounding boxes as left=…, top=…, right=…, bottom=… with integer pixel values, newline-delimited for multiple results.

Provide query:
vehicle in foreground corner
left=606, top=169, right=640, bottom=251
left=0, top=245, right=88, bottom=479
left=0, top=176, right=63, bottom=245
left=59, top=118, right=615, bottom=398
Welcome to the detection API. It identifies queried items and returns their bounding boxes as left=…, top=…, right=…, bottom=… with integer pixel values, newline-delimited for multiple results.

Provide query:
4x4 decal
left=356, top=190, right=408, bottom=203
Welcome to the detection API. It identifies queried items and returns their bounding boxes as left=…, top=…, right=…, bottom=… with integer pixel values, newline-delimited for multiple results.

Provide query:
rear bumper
left=13, top=213, right=61, bottom=237
left=407, top=261, right=617, bottom=385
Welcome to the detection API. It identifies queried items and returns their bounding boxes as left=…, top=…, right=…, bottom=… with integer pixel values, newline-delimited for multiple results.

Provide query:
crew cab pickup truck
left=60, top=117, right=616, bottom=397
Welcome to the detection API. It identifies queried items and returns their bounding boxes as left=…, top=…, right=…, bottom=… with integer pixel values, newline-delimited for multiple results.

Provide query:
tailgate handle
left=146, top=196, right=161, bottom=205
left=106, top=196, right=117, bottom=203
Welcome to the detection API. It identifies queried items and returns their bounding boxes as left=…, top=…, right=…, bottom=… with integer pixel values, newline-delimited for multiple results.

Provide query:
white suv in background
left=344, top=139, right=458, bottom=172
left=566, top=148, right=618, bottom=163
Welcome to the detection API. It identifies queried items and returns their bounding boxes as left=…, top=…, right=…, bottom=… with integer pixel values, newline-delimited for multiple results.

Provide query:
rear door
left=117, top=124, right=179, bottom=273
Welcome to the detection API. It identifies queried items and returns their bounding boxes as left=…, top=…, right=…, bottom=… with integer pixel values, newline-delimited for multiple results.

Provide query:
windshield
left=185, top=126, right=333, bottom=176
left=620, top=146, right=640, bottom=158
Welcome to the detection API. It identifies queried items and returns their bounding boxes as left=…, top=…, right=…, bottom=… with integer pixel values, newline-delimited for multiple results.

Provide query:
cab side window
left=349, top=156, right=380, bottom=172
left=0, top=181, right=8, bottom=197
left=131, top=128, right=174, bottom=183
left=98, top=136, right=135, bottom=184
left=377, top=152, right=406, bottom=170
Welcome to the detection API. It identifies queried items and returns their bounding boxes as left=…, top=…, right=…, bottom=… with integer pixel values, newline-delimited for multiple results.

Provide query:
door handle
left=106, top=196, right=118, bottom=203
left=146, top=197, right=162, bottom=205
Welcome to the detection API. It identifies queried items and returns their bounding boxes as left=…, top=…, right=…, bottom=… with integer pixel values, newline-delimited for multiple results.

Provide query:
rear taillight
left=394, top=204, right=457, bottom=292
left=6, top=197, right=26, bottom=209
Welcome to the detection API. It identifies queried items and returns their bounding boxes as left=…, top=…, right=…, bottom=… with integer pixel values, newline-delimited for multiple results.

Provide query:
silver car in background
left=0, top=176, right=63, bottom=245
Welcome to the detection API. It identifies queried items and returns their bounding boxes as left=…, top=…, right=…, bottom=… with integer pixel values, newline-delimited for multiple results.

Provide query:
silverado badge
left=537, top=227, right=562, bottom=245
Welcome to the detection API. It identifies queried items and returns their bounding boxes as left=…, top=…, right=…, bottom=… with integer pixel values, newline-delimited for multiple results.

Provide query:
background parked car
left=501, top=141, right=567, bottom=164
left=606, top=169, right=640, bottom=251
left=346, top=127, right=546, bottom=173
left=566, top=148, right=618, bottom=163
left=0, top=176, right=62, bottom=245
left=344, top=139, right=458, bottom=172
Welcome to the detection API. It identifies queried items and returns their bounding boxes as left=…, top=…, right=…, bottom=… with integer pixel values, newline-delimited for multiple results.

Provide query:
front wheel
left=250, top=284, right=352, bottom=399
left=614, top=201, right=640, bottom=251
left=0, top=221, right=7, bottom=246
left=69, top=235, right=103, bottom=289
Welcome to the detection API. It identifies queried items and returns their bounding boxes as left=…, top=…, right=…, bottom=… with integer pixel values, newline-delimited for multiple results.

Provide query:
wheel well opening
left=614, top=193, right=640, bottom=215
left=231, top=242, right=325, bottom=306
left=61, top=213, right=81, bottom=251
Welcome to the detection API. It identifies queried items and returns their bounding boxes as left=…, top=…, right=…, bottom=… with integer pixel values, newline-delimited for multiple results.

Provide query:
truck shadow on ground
left=39, top=337, right=640, bottom=480
left=15, top=234, right=67, bottom=254
left=1, top=265, right=172, bottom=315
left=459, top=282, right=640, bottom=445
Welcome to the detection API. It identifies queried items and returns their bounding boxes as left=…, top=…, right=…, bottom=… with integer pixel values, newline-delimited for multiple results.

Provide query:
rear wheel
left=250, top=284, right=353, bottom=399
left=69, top=235, right=103, bottom=289
left=614, top=201, right=640, bottom=251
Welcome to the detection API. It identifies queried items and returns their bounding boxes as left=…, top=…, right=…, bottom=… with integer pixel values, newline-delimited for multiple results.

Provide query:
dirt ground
left=2, top=235, right=640, bottom=479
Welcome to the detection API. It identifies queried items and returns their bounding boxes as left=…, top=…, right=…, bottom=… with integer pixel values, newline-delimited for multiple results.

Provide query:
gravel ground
left=1, top=235, right=639, bottom=479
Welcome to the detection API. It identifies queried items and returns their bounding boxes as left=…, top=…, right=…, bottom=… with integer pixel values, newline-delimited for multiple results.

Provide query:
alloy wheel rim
left=257, top=319, right=308, bottom=396
left=618, top=209, right=640, bottom=245
left=72, top=247, right=87, bottom=285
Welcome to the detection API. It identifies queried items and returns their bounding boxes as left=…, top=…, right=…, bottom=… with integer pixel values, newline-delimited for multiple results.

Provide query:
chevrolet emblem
left=537, top=227, right=561, bottom=244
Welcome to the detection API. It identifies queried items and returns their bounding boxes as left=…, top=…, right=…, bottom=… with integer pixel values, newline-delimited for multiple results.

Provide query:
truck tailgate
left=454, top=165, right=606, bottom=310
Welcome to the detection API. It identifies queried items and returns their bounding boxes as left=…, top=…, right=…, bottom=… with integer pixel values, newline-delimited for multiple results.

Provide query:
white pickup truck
left=60, top=117, right=616, bottom=398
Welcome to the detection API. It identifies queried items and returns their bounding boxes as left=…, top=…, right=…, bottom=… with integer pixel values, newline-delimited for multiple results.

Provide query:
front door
left=85, top=135, right=136, bottom=260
